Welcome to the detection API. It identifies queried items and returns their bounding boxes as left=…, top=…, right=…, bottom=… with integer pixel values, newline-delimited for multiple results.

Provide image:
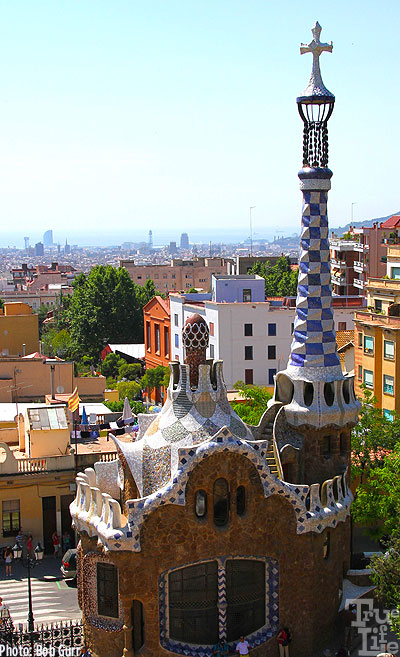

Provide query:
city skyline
left=0, top=1, right=399, bottom=244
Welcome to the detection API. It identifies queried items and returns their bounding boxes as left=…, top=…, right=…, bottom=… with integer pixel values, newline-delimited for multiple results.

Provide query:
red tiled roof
left=381, top=214, right=400, bottom=228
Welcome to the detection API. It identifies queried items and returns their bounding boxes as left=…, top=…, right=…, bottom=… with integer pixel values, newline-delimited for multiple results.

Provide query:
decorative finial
left=298, top=21, right=334, bottom=101
left=182, top=314, right=209, bottom=388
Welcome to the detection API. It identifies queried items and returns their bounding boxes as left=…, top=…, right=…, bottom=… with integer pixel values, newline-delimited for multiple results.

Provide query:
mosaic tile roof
left=111, top=361, right=254, bottom=497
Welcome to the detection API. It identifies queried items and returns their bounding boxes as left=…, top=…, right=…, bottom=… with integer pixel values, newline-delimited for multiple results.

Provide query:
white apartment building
left=170, top=285, right=363, bottom=390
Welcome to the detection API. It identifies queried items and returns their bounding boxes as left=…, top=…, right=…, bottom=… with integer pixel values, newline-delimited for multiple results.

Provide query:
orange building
left=143, top=296, right=171, bottom=403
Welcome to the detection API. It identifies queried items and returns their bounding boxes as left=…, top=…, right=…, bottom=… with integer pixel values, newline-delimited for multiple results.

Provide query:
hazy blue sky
left=0, top=1, right=399, bottom=247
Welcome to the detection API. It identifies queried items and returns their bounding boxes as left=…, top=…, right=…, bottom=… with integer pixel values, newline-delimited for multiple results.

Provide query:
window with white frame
left=383, top=374, right=394, bottom=395
left=364, top=335, right=374, bottom=354
left=363, top=369, right=373, bottom=388
left=384, top=340, right=395, bottom=360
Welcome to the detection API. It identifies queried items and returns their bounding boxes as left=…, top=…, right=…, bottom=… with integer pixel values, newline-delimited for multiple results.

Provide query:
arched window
left=236, top=486, right=246, bottom=516
left=97, top=563, right=119, bottom=618
left=168, top=561, right=218, bottom=645
left=213, top=478, right=229, bottom=527
left=226, top=559, right=266, bottom=641
left=195, top=490, right=207, bottom=518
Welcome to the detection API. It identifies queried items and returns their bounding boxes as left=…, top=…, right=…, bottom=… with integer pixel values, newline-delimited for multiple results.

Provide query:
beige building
left=120, top=257, right=232, bottom=293
left=0, top=302, right=39, bottom=356
left=0, top=404, right=117, bottom=553
left=0, top=357, right=106, bottom=403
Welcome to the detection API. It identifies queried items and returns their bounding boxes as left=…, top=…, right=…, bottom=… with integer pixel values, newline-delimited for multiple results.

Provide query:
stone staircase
left=258, top=404, right=282, bottom=478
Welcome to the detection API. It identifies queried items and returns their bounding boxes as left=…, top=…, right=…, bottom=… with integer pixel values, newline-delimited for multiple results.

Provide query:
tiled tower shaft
left=289, top=169, right=341, bottom=372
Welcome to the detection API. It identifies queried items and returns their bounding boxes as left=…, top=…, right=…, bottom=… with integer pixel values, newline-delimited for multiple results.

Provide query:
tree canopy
left=351, top=388, right=400, bottom=539
left=249, top=256, right=298, bottom=297
left=140, top=366, right=170, bottom=394
left=230, top=381, right=272, bottom=426
left=42, top=266, right=158, bottom=361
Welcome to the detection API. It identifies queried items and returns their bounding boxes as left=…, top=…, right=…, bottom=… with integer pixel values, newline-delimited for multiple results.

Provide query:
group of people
left=212, top=628, right=292, bottom=656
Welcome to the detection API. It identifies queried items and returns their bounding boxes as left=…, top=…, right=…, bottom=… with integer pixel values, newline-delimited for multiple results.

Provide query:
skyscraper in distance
left=43, top=230, right=53, bottom=246
left=180, top=232, right=189, bottom=249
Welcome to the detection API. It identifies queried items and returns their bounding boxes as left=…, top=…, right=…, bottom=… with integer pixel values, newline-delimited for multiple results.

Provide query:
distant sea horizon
left=0, top=227, right=296, bottom=250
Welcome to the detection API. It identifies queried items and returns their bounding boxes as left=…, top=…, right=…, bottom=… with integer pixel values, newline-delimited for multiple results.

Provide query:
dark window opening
left=236, top=486, right=246, bottom=516
left=304, top=382, right=314, bottom=406
left=324, top=382, right=335, bottom=407
left=131, top=600, right=144, bottom=652
left=343, top=379, right=350, bottom=404
left=195, top=490, right=207, bottom=518
left=243, top=289, right=252, bottom=302
left=244, top=346, right=253, bottom=360
left=267, top=345, right=276, bottom=360
left=244, top=369, right=253, bottom=384
left=226, top=559, right=266, bottom=641
left=322, top=435, right=331, bottom=459
left=2, top=499, right=20, bottom=537
left=268, top=323, right=276, bottom=336
left=340, top=433, right=346, bottom=457
left=244, top=323, right=253, bottom=337
left=323, top=532, right=330, bottom=560
left=97, top=563, right=119, bottom=618
left=268, top=368, right=276, bottom=385
left=168, top=562, right=218, bottom=645
left=213, top=478, right=229, bottom=527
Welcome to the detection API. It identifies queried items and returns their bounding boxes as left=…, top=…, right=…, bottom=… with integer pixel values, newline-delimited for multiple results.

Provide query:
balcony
left=387, top=244, right=400, bottom=260
left=367, top=277, right=400, bottom=292
left=329, top=239, right=360, bottom=251
left=354, top=261, right=366, bottom=273
left=331, top=258, right=347, bottom=268
left=354, top=242, right=369, bottom=252
left=331, top=274, right=346, bottom=286
left=353, top=279, right=364, bottom=289
left=0, top=444, right=117, bottom=477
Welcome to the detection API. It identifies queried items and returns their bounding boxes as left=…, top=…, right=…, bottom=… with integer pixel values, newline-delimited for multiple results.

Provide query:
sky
left=0, top=0, right=400, bottom=247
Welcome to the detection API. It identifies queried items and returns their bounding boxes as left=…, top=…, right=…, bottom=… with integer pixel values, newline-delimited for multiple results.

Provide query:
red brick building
left=143, top=296, right=171, bottom=403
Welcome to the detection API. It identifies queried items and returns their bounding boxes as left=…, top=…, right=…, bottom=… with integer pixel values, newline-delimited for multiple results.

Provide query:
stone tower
left=269, top=22, right=360, bottom=485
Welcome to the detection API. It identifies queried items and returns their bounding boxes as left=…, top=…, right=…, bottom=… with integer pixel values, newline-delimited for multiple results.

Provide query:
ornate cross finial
left=299, top=21, right=334, bottom=100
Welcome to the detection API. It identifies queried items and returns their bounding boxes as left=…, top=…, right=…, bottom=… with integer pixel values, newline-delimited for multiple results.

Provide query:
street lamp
left=13, top=542, right=44, bottom=632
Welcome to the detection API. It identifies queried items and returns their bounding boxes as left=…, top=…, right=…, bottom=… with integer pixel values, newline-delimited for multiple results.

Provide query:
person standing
left=27, top=534, right=33, bottom=557
left=236, top=636, right=250, bottom=655
left=4, top=547, right=13, bottom=577
left=213, top=638, right=229, bottom=656
left=52, top=531, right=60, bottom=557
left=277, top=627, right=291, bottom=657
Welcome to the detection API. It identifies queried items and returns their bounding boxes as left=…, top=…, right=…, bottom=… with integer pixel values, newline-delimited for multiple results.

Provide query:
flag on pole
left=68, top=387, right=80, bottom=413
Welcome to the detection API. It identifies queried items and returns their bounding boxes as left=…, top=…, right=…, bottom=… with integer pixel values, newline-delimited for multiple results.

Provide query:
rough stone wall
left=295, top=423, right=352, bottom=485
left=79, top=452, right=350, bottom=657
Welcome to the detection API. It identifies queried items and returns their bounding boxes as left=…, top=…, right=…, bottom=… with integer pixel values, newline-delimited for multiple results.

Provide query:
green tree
left=249, top=256, right=298, bottom=297
left=370, top=535, right=400, bottom=637
left=351, top=388, right=399, bottom=486
left=63, top=266, right=158, bottom=360
left=351, top=388, right=400, bottom=538
left=118, top=362, right=142, bottom=381
left=101, top=353, right=125, bottom=379
left=117, top=380, right=141, bottom=403
left=230, top=381, right=272, bottom=426
left=352, top=445, right=400, bottom=539
left=104, top=399, right=146, bottom=414
left=140, top=366, right=170, bottom=398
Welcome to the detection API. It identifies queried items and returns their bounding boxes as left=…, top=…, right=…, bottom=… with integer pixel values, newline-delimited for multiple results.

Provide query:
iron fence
left=0, top=618, right=84, bottom=655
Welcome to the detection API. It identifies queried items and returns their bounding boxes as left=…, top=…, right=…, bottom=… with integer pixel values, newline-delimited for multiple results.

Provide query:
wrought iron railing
left=0, top=618, right=83, bottom=655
